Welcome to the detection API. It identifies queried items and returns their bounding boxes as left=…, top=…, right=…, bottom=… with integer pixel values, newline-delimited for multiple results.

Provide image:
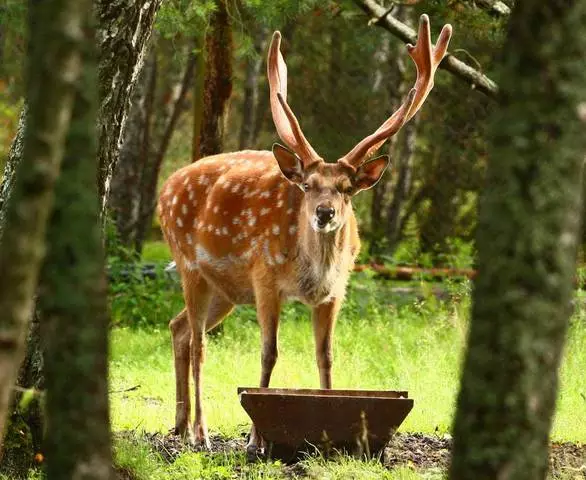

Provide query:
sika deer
left=158, top=15, right=452, bottom=456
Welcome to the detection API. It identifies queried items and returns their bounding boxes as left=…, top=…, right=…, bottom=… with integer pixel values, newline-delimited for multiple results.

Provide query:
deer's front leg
left=247, top=286, right=281, bottom=459
left=312, top=299, right=341, bottom=389
left=183, top=272, right=212, bottom=449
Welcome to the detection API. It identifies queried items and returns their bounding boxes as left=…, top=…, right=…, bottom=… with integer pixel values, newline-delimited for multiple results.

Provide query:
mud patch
left=119, top=430, right=585, bottom=478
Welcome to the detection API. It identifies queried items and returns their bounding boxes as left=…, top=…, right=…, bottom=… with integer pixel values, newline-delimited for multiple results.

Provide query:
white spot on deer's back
left=260, top=207, right=270, bottom=216
left=272, top=225, right=280, bottom=235
left=172, top=195, right=178, bottom=205
left=181, top=204, right=188, bottom=215
left=287, top=208, right=294, bottom=215
left=186, top=233, right=193, bottom=245
left=232, top=217, right=240, bottom=225
left=248, top=217, right=257, bottom=227
left=275, top=253, right=286, bottom=264
left=277, top=200, right=284, bottom=208
left=231, top=183, right=241, bottom=193
left=260, top=191, right=270, bottom=199
left=213, top=205, right=219, bottom=214
left=176, top=217, right=183, bottom=228
left=207, top=225, right=213, bottom=232
left=188, top=191, right=194, bottom=200
left=222, top=226, right=229, bottom=235
left=289, top=225, right=297, bottom=235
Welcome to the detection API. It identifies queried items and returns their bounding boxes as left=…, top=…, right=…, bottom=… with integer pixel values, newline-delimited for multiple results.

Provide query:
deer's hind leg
left=170, top=293, right=234, bottom=440
left=247, top=282, right=281, bottom=459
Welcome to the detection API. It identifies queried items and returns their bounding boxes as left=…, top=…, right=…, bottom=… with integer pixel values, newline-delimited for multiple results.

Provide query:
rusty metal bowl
left=238, top=387, right=414, bottom=462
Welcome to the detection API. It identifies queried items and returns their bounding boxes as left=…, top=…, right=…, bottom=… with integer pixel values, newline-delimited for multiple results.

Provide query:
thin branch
left=475, top=0, right=511, bottom=17
left=354, top=0, right=500, bottom=100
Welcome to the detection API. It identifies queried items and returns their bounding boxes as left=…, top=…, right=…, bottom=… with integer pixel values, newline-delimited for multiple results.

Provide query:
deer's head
left=268, top=16, right=452, bottom=234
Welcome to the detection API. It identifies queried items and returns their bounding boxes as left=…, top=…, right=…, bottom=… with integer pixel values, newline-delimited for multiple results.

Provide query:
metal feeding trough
left=238, top=387, right=414, bottom=462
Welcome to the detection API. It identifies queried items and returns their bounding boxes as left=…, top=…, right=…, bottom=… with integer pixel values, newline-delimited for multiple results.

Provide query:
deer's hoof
left=246, top=443, right=266, bottom=462
left=193, top=424, right=211, bottom=451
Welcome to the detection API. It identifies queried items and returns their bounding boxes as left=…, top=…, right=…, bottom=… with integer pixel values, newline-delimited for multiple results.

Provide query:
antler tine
left=340, top=15, right=452, bottom=167
left=268, top=31, right=321, bottom=164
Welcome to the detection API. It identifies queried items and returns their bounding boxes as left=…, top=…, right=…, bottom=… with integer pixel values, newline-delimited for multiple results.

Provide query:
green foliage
left=155, top=0, right=216, bottom=39
left=108, top=261, right=183, bottom=329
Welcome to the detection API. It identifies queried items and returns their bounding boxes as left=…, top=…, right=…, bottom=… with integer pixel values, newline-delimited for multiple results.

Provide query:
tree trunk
left=108, top=50, right=152, bottom=253
left=0, top=107, right=26, bottom=241
left=39, top=13, right=113, bottom=478
left=450, top=2, right=586, bottom=479
left=95, top=0, right=163, bottom=218
left=238, top=24, right=268, bottom=150
left=134, top=47, right=197, bottom=253
left=0, top=0, right=88, bottom=449
left=193, top=0, right=233, bottom=160
left=385, top=114, right=418, bottom=251
left=369, top=5, right=416, bottom=257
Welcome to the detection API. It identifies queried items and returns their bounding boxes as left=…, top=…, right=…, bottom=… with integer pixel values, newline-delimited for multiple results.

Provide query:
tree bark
left=369, top=5, right=419, bottom=257
left=450, top=2, right=586, bottom=479
left=108, top=50, right=152, bottom=253
left=238, top=24, right=268, bottom=150
left=0, top=107, right=26, bottom=241
left=95, top=0, right=163, bottom=218
left=134, top=47, right=197, bottom=253
left=385, top=114, right=418, bottom=251
left=193, top=0, right=233, bottom=160
left=39, top=12, right=113, bottom=478
left=0, top=0, right=87, bottom=449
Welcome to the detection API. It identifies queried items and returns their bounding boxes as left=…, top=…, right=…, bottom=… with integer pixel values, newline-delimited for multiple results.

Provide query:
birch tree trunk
left=0, top=0, right=88, bottom=450
left=96, top=0, right=163, bottom=217
left=450, top=2, right=586, bottom=478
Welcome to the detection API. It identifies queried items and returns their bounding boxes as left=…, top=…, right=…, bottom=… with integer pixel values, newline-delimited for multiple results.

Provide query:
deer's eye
left=337, top=184, right=353, bottom=195
left=302, top=183, right=310, bottom=192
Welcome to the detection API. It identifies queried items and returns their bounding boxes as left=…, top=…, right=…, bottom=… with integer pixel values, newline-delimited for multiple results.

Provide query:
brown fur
left=158, top=149, right=378, bottom=452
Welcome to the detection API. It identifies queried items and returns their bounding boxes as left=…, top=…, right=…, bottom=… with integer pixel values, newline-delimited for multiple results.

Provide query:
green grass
left=107, top=270, right=586, bottom=478
left=110, top=275, right=468, bottom=438
left=113, top=433, right=434, bottom=480
left=141, top=240, right=173, bottom=263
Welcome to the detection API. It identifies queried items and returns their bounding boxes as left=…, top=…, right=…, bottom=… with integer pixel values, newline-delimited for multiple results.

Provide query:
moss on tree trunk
left=450, top=2, right=586, bottom=479
left=39, top=10, right=113, bottom=478
left=0, top=0, right=88, bottom=449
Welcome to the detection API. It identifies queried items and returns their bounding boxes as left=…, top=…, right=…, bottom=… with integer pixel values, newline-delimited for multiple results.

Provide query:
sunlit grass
left=109, top=273, right=586, bottom=444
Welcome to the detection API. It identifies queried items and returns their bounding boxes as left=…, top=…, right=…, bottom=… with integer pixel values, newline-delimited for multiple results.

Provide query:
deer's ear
left=273, top=143, right=304, bottom=184
left=353, top=155, right=390, bottom=193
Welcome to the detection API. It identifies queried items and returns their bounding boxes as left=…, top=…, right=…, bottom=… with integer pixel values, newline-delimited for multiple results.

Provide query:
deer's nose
left=316, top=205, right=335, bottom=226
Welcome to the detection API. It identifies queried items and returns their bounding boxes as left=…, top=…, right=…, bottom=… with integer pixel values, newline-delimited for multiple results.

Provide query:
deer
left=157, top=15, right=452, bottom=457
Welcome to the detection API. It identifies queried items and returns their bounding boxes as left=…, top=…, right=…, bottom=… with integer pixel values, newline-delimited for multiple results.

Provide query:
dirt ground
left=127, top=431, right=586, bottom=478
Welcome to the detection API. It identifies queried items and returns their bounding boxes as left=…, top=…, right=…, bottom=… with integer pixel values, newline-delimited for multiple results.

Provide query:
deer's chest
left=293, top=256, right=350, bottom=305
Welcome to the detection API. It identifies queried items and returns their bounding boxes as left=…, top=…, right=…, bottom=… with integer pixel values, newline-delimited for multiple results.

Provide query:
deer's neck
left=297, top=211, right=350, bottom=269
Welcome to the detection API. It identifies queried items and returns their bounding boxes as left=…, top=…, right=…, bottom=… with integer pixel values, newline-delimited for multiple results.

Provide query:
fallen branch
left=110, top=384, right=141, bottom=394
left=354, top=263, right=477, bottom=280
left=353, top=0, right=499, bottom=99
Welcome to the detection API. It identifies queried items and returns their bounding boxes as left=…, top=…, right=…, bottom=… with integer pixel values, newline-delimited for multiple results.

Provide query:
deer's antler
left=268, top=31, right=322, bottom=166
left=340, top=15, right=452, bottom=168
